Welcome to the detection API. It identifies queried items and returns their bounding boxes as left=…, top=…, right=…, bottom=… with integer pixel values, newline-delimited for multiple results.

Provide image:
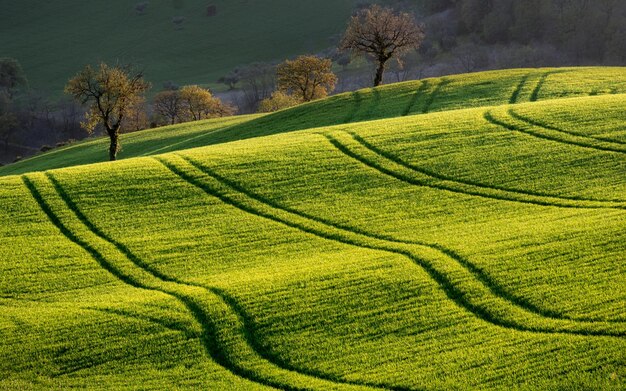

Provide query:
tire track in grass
left=24, top=173, right=396, bottom=391
left=528, top=70, right=571, bottom=102
left=23, top=175, right=284, bottom=390
left=402, top=81, right=429, bottom=116
left=167, top=153, right=625, bottom=325
left=45, top=174, right=179, bottom=283
left=338, top=132, right=626, bottom=208
left=206, top=287, right=415, bottom=391
left=159, top=155, right=626, bottom=338
left=529, top=72, right=552, bottom=102
left=343, top=91, right=363, bottom=124
left=421, top=79, right=449, bottom=114
left=357, top=88, right=381, bottom=121
left=485, top=111, right=626, bottom=156
left=509, top=73, right=531, bottom=104
left=509, top=109, right=626, bottom=150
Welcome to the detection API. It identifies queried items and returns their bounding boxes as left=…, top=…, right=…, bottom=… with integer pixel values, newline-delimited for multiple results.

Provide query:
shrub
left=258, top=91, right=300, bottom=113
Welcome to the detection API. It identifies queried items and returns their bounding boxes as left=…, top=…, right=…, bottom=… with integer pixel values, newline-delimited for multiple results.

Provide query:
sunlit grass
left=1, top=68, right=624, bottom=389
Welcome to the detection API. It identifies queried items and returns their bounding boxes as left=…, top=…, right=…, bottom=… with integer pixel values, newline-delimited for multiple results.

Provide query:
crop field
left=2, top=66, right=625, bottom=177
left=0, top=68, right=625, bottom=389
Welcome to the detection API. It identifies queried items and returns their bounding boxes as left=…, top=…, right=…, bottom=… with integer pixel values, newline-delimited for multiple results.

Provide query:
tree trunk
left=374, top=59, right=387, bottom=87
left=108, top=130, right=119, bottom=161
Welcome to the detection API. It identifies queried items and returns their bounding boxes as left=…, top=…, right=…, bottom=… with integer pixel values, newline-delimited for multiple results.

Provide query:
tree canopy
left=276, top=55, right=337, bottom=102
left=65, top=63, right=150, bottom=161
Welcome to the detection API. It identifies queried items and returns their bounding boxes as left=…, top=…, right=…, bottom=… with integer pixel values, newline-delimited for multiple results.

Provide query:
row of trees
left=425, top=0, right=626, bottom=64
left=153, top=85, right=233, bottom=125
left=223, top=5, right=425, bottom=112
left=3, top=4, right=426, bottom=162
left=65, top=64, right=235, bottom=161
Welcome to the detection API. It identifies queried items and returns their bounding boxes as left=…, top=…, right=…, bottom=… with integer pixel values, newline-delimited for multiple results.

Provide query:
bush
left=258, top=91, right=300, bottom=113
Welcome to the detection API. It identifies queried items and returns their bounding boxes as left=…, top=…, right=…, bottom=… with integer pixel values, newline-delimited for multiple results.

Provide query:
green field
left=0, top=0, right=357, bottom=95
left=2, top=66, right=625, bottom=177
left=1, top=68, right=625, bottom=389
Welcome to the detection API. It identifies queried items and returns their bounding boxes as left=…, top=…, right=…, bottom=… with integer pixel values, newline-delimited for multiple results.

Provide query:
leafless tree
left=340, top=5, right=425, bottom=86
left=453, top=43, right=489, bottom=73
left=238, top=63, right=275, bottom=112
left=0, top=92, right=18, bottom=151
left=153, top=90, right=183, bottom=125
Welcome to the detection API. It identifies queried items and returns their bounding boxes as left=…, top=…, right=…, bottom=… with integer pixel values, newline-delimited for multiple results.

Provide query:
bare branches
left=153, top=90, right=182, bottom=125
left=340, top=5, right=425, bottom=86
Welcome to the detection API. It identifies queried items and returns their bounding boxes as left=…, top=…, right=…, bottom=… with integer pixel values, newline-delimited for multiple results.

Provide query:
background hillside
left=0, top=0, right=356, bottom=95
left=2, top=0, right=625, bottom=166
left=2, top=0, right=625, bottom=97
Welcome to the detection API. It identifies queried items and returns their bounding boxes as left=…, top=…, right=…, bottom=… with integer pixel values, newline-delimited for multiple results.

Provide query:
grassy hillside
left=1, top=67, right=624, bottom=389
left=2, top=67, right=625, bottom=177
left=0, top=0, right=356, bottom=95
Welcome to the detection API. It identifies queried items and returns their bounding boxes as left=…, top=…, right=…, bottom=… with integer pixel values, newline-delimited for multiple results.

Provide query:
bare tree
left=238, top=62, right=276, bottom=112
left=153, top=90, right=182, bottom=124
left=218, top=68, right=241, bottom=90
left=65, top=63, right=150, bottom=161
left=340, top=5, right=425, bottom=86
left=0, top=92, right=18, bottom=151
left=121, top=97, right=149, bottom=133
left=57, top=98, right=83, bottom=139
left=453, top=42, right=489, bottom=72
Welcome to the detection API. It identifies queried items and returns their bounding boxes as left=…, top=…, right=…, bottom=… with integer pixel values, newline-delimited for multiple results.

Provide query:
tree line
left=423, top=0, right=626, bottom=64
left=1, top=4, right=424, bottom=162
left=7, top=1, right=623, bottom=162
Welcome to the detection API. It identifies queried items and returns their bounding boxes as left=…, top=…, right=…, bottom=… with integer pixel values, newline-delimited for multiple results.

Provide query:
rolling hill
left=0, top=0, right=357, bottom=95
left=1, top=67, right=625, bottom=390
left=2, top=66, right=625, bottom=177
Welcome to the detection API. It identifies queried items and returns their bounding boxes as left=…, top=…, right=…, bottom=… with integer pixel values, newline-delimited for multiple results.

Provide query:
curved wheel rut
left=509, top=109, right=626, bottom=150
left=402, top=80, right=429, bottom=116
left=166, top=152, right=625, bottom=325
left=530, top=71, right=554, bottom=102
left=336, top=131, right=626, bottom=208
left=485, top=111, right=626, bottom=156
left=509, top=73, right=531, bottom=104
left=23, top=173, right=395, bottom=391
left=157, top=154, right=626, bottom=338
left=421, top=79, right=449, bottom=114
left=327, top=133, right=626, bottom=210
left=343, top=91, right=363, bottom=124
